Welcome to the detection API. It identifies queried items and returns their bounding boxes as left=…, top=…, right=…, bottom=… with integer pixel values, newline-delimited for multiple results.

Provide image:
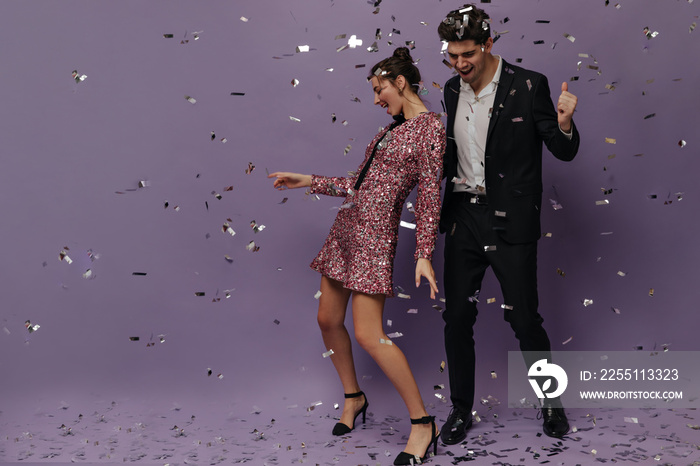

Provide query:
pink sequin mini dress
left=309, top=112, right=445, bottom=296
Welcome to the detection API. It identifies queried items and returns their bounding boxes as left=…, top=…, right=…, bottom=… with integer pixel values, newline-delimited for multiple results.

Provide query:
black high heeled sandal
left=393, top=415, right=439, bottom=465
left=332, top=391, right=369, bottom=436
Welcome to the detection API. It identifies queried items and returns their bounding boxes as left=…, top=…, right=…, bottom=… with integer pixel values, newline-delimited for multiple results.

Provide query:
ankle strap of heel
left=410, top=415, right=435, bottom=425
left=344, top=391, right=365, bottom=399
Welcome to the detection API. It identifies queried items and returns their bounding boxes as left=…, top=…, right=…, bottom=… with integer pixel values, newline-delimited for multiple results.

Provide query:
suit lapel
left=445, top=77, right=460, bottom=138
left=487, top=59, right=515, bottom=143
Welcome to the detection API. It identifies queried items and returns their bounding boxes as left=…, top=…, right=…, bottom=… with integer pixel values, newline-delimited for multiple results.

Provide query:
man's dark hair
left=437, top=4, right=491, bottom=44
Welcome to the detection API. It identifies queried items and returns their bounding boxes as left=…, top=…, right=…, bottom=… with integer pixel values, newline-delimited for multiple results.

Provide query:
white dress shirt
left=453, top=57, right=503, bottom=194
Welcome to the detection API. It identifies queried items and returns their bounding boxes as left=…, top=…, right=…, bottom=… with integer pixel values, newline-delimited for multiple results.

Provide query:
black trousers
left=442, top=196, right=552, bottom=412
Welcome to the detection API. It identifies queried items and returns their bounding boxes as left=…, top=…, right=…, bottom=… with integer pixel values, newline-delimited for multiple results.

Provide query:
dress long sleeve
left=309, top=175, right=353, bottom=197
left=413, top=116, right=446, bottom=261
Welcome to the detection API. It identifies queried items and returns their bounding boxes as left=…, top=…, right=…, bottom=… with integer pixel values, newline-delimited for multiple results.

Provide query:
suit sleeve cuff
left=558, top=124, right=573, bottom=140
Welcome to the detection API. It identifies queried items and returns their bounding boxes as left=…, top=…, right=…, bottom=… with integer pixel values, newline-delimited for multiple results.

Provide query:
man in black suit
left=436, top=4, right=580, bottom=445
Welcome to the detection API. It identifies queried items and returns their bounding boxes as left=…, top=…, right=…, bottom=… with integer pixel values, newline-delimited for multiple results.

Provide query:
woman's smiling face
left=370, top=75, right=404, bottom=117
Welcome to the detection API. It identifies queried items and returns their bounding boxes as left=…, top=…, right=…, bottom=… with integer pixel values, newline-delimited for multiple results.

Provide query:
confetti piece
left=400, top=220, right=416, bottom=229
left=195, top=292, right=205, bottom=296
left=82, top=269, right=94, bottom=279
left=230, top=92, right=246, bottom=96
left=440, top=361, right=446, bottom=372
left=222, top=223, right=236, bottom=236
left=240, top=16, right=249, bottom=22
left=643, top=113, right=656, bottom=119
left=397, top=293, right=411, bottom=299
left=501, top=304, right=514, bottom=310
left=291, top=78, right=299, bottom=87
left=679, top=140, right=686, bottom=148
left=605, top=137, right=616, bottom=144
left=387, top=332, right=403, bottom=338
left=491, top=371, right=498, bottom=379
left=556, top=268, right=565, bottom=277
left=246, top=241, right=259, bottom=252
left=643, top=27, right=659, bottom=39
left=59, top=250, right=72, bottom=264
left=348, top=35, right=362, bottom=48
left=322, top=349, right=334, bottom=358
left=71, top=70, right=87, bottom=83
left=649, top=288, right=654, bottom=297
left=314, top=290, right=322, bottom=299
left=596, top=200, right=610, bottom=205
left=407, top=308, right=418, bottom=314
left=562, top=336, right=573, bottom=345
left=563, top=33, right=575, bottom=42
left=612, top=307, right=621, bottom=314
left=25, top=320, right=40, bottom=333
left=582, top=299, right=593, bottom=306
left=487, top=298, right=496, bottom=304
left=624, top=417, right=639, bottom=423
left=245, top=162, right=255, bottom=174
left=379, top=338, right=393, bottom=345
left=250, top=220, right=266, bottom=233
left=289, top=116, right=301, bottom=122
left=343, top=144, right=352, bottom=155
left=184, top=95, right=196, bottom=104
left=484, top=245, right=497, bottom=252
left=296, top=45, right=310, bottom=53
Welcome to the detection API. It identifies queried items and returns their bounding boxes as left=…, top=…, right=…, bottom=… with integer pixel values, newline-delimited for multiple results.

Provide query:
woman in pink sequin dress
left=269, top=48, right=445, bottom=465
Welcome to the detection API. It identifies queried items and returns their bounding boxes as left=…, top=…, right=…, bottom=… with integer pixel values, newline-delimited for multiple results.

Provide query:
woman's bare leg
left=317, top=276, right=366, bottom=429
left=351, top=292, right=437, bottom=457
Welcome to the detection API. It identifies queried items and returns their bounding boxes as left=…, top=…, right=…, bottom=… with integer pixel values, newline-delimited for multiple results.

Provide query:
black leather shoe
left=440, top=407, right=472, bottom=445
left=540, top=405, right=569, bottom=438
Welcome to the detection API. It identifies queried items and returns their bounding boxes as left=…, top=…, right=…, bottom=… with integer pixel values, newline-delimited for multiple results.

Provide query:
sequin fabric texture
left=309, top=112, right=445, bottom=296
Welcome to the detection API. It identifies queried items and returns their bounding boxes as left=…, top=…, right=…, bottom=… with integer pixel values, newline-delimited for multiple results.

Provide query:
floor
left=2, top=388, right=698, bottom=466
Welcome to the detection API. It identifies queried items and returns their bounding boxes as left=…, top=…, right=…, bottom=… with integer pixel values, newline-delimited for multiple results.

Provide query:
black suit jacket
left=439, top=59, right=580, bottom=244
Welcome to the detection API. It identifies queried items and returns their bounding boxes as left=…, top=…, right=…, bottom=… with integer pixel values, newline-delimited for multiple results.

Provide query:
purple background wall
left=1, top=0, right=698, bottom=420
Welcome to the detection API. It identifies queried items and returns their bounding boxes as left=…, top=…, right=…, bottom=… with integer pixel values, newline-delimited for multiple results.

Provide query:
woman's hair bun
left=369, top=46, right=422, bottom=90
left=392, top=47, right=413, bottom=63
